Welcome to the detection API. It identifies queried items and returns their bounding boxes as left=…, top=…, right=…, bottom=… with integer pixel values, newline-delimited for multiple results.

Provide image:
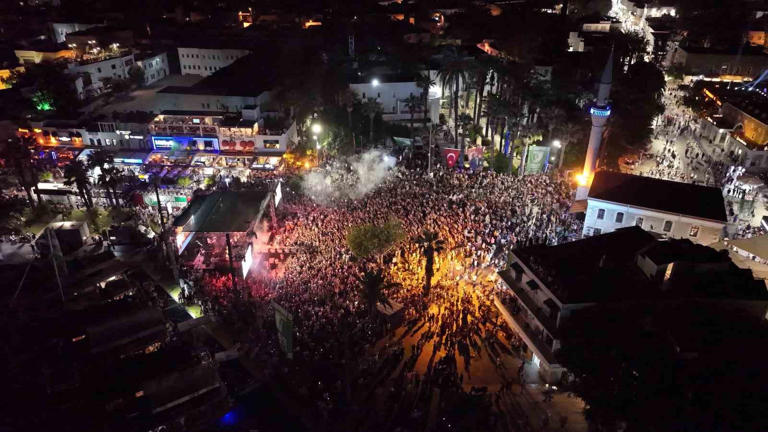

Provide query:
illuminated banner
left=524, top=145, right=550, bottom=175
left=241, top=244, right=253, bottom=278
left=151, top=136, right=220, bottom=151
left=274, top=182, right=283, bottom=207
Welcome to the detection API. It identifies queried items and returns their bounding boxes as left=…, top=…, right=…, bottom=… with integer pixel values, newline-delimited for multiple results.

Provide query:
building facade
left=135, top=52, right=169, bottom=85
left=65, top=53, right=135, bottom=97
left=178, top=47, right=250, bottom=77
left=348, top=71, right=441, bottom=123
left=582, top=171, right=727, bottom=244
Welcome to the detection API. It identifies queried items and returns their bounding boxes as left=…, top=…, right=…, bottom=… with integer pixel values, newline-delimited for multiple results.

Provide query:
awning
left=76, top=148, right=95, bottom=162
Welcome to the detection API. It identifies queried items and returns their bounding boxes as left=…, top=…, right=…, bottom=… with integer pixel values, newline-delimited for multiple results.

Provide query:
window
left=111, top=64, right=116, bottom=69
left=97, top=138, right=102, bottom=146
left=593, top=228, right=602, bottom=235
left=362, top=92, right=366, bottom=99
left=377, top=92, right=381, bottom=98
left=615, top=212, right=624, bottom=223
left=89, top=138, right=95, bottom=145
left=663, top=221, right=673, bottom=232
left=264, top=139, right=280, bottom=149
left=635, top=217, right=644, bottom=227
left=689, top=225, right=700, bottom=238
left=597, top=208, right=605, bottom=220
left=97, top=67, right=102, bottom=73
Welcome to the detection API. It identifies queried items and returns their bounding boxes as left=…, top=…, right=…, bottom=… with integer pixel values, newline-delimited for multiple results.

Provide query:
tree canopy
left=557, top=303, right=768, bottom=432
left=346, top=218, right=405, bottom=259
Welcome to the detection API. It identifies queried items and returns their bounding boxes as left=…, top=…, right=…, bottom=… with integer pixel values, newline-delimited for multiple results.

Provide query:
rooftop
left=513, top=227, right=656, bottom=304
left=512, top=227, right=768, bottom=304
left=588, top=171, right=727, bottom=223
left=158, top=53, right=277, bottom=97
left=173, top=189, right=271, bottom=233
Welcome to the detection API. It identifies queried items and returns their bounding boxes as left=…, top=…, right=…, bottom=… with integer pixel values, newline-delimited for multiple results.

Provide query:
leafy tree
left=39, top=171, right=54, bottom=182
left=2, top=136, right=38, bottom=206
left=346, top=218, right=404, bottom=260
left=177, top=176, right=192, bottom=188
left=7, top=62, right=79, bottom=114
left=414, top=230, right=445, bottom=297
left=557, top=304, right=768, bottom=432
left=353, top=268, right=400, bottom=319
left=0, top=195, right=28, bottom=235
left=127, top=65, right=145, bottom=87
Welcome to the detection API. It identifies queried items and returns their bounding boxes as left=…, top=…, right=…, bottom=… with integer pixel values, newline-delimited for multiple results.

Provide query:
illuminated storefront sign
left=590, top=106, right=611, bottom=117
left=151, top=136, right=219, bottom=151
left=114, top=157, right=144, bottom=164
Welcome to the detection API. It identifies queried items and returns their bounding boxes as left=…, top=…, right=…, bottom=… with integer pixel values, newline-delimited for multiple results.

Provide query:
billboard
left=524, top=145, right=550, bottom=175
left=271, top=301, right=293, bottom=359
left=151, top=136, right=220, bottom=152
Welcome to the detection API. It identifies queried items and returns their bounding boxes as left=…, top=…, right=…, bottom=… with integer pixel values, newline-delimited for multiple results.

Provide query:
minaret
left=576, top=49, right=613, bottom=200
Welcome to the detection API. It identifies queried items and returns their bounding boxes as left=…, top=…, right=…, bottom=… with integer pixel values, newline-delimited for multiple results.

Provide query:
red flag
left=442, top=148, right=461, bottom=168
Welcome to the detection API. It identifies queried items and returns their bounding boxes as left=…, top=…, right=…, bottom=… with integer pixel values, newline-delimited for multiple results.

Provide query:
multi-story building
left=583, top=171, right=727, bottom=244
left=497, top=226, right=768, bottom=383
left=178, top=47, right=250, bottom=77
left=698, top=83, right=768, bottom=172
left=135, top=51, right=169, bottom=85
left=14, top=43, right=75, bottom=64
left=65, top=52, right=135, bottom=98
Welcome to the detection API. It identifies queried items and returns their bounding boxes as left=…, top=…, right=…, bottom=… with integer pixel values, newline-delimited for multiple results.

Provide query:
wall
left=14, top=49, right=75, bottom=64
left=349, top=78, right=441, bottom=123
left=583, top=199, right=724, bottom=245
left=67, top=54, right=135, bottom=85
left=178, top=47, right=250, bottom=77
left=721, top=102, right=768, bottom=146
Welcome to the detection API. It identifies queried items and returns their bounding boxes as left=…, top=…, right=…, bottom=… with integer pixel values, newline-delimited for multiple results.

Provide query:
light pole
left=311, top=123, right=322, bottom=164
left=552, top=139, right=563, bottom=169
left=428, top=125, right=437, bottom=174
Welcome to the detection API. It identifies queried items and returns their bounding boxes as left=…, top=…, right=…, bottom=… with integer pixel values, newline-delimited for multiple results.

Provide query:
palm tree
left=87, top=149, right=117, bottom=207
left=415, top=230, right=445, bottom=297
left=416, top=73, right=435, bottom=128
left=361, top=97, right=382, bottom=146
left=471, top=60, right=490, bottom=125
left=438, top=48, right=470, bottom=161
left=3, top=136, right=38, bottom=207
left=405, top=94, right=421, bottom=126
left=354, top=268, right=401, bottom=319
left=63, top=160, right=93, bottom=209
left=103, top=165, right=124, bottom=207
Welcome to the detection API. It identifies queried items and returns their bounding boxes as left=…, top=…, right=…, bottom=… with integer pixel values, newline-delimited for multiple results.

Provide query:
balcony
left=498, top=270, right=559, bottom=334
left=150, top=123, right=218, bottom=136
left=494, top=294, right=557, bottom=366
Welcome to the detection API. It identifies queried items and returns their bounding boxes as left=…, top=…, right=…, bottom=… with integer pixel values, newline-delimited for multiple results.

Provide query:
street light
left=552, top=139, right=561, bottom=148
left=372, top=78, right=380, bottom=87
left=311, top=123, right=322, bottom=134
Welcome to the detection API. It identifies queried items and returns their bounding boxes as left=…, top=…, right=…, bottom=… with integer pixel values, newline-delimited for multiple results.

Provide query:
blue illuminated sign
left=590, top=106, right=611, bottom=117
left=151, top=136, right=220, bottom=151
left=114, top=157, right=144, bottom=164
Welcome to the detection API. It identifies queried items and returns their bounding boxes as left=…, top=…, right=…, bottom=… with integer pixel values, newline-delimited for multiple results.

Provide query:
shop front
left=251, top=151, right=284, bottom=171
left=151, top=135, right=220, bottom=152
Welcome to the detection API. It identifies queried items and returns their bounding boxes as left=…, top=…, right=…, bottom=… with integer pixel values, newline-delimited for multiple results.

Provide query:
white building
left=349, top=71, right=442, bottom=123
left=66, top=53, right=135, bottom=98
left=583, top=171, right=727, bottom=244
left=178, top=47, right=250, bottom=77
left=135, top=52, right=169, bottom=86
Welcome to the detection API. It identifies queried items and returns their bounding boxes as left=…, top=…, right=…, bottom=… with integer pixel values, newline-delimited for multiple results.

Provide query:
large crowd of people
left=178, top=164, right=580, bottom=430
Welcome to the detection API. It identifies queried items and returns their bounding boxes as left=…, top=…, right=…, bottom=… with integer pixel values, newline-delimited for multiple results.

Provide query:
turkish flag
left=442, top=148, right=461, bottom=168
